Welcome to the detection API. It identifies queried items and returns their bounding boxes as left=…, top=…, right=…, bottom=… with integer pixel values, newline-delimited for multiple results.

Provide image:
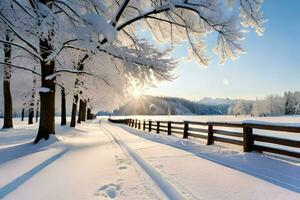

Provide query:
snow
left=115, top=115, right=300, bottom=153
left=81, top=13, right=117, bottom=43
left=0, top=117, right=299, bottom=199
left=37, top=87, right=50, bottom=93
left=242, top=119, right=300, bottom=127
left=45, top=73, right=60, bottom=81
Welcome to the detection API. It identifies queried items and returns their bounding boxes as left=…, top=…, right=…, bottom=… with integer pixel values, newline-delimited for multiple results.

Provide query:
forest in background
left=108, top=91, right=300, bottom=116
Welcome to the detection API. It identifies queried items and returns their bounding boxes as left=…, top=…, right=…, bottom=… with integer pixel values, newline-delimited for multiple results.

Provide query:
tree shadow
left=118, top=124, right=300, bottom=193
left=0, top=148, right=68, bottom=198
left=0, top=128, right=37, bottom=146
left=0, top=136, right=58, bottom=165
left=56, top=125, right=90, bottom=138
left=0, top=122, right=93, bottom=164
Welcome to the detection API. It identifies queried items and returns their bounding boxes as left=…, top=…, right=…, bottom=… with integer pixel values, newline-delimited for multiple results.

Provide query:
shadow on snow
left=0, top=148, right=69, bottom=198
left=0, top=137, right=58, bottom=165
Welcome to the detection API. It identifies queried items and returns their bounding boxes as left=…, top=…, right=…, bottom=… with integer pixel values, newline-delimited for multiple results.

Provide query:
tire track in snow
left=99, top=121, right=188, bottom=200
left=99, top=121, right=163, bottom=199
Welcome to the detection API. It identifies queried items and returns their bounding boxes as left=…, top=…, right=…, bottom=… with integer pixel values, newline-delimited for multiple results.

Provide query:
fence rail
left=108, top=118, right=300, bottom=158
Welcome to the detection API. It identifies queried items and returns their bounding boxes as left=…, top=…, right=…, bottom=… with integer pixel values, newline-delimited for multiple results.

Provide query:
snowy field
left=0, top=117, right=299, bottom=199
left=113, top=115, right=300, bottom=141
left=120, top=114, right=300, bottom=123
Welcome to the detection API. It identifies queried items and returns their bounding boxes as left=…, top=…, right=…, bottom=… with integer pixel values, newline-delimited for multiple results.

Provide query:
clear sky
left=143, top=1, right=300, bottom=101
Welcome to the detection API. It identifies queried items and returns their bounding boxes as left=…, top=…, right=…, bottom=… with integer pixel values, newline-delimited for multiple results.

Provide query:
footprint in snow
left=116, top=158, right=131, bottom=171
left=118, top=166, right=127, bottom=170
left=95, top=184, right=122, bottom=199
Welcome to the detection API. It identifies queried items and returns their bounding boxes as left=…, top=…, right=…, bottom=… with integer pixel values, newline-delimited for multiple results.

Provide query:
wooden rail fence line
left=108, top=118, right=300, bottom=158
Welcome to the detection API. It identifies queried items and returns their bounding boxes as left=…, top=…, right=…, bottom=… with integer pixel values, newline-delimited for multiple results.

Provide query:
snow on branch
left=38, top=87, right=51, bottom=93
left=54, top=69, right=112, bottom=86
left=112, top=0, right=265, bottom=66
left=0, top=39, right=42, bottom=60
left=0, top=61, right=40, bottom=76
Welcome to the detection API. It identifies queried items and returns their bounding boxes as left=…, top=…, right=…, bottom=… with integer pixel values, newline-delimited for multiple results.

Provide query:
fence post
left=156, top=121, right=160, bottom=134
left=207, top=124, right=214, bottom=145
left=149, top=121, right=152, bottom=132
left=143, top=121, right=146, bottom=130
left=183, top=122, right=189, bottom=139
left=243, top=126, right=253, bottom=152
left=138, top=120, right=141, bottom=129
left=167, top=122, right=171, bottom=135
left=135, top=119, right=137, bottom=128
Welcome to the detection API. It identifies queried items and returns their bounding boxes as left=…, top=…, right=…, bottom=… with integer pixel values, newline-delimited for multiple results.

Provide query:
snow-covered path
left=0, top=119, right=299, bottom=199
left=0, top=121, right=167, bottom=200
left=100, top=121, right=300, bottom=200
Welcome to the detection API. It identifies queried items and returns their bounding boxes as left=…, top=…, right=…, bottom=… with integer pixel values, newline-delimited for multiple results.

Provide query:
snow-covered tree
left=1, top=31, right=13, bottom=128
left=228, top=100, right=253, bottom=115
left=266, top=95, right=285, bottom=115
left=284, top=91, right=300, bottom=114
left=0, top=0, right=265, bottom=143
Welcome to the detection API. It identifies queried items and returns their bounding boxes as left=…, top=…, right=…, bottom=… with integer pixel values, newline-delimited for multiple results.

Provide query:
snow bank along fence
left=108, top=118, right=300, bottom=158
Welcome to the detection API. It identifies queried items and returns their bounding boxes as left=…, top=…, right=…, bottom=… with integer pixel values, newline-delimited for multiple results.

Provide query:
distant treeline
left=100, top=91, right=300, bottom=117
left=228, top=91, right=300, bottom=116
left=105, top=96, right=230, bottom=116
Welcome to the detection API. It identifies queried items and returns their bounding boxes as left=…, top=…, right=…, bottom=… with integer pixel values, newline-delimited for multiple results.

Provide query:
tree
left=284, top=91, right=300, bottom=114
left=1, top=32, right=13, bottom=128
left=267, top=95, right=285, bottom=115
left=0, top=0, right=265, bottom=143
left=28, top=75, right=37, bottom=125
left=60, top=87, right=66, bottom=126
left=35, top=97, right=39, bottom=122
left=228, top=100, right=253, bottom=115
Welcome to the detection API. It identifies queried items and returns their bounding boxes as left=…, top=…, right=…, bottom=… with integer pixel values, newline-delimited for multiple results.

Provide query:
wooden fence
left=108, top=118, right=300, bottom=158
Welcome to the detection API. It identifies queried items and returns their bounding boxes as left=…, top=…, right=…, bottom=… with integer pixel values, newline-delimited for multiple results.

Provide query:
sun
left=129, top=79, right=144, bottom=99
left=132, top=88, right=143, bottom=98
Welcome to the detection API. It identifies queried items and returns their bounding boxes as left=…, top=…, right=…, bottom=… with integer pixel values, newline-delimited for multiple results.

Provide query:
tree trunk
left=36, top=99, right=39, bottom=123
left=2, top=80, right=13, bottom=128
left=70, top=94, right=78, bottom=127
left=34, top=39, right=56, bottom=144
left=87, top=108, right=91, bottom=120
left=35, top=109, right=39, bottom=123
left=2, top=34, right=13, bottom=129
left=21, top=108, right=25, bottom=121
left=28, top=76, right=36, bottom=125
left=82, top=100, right=86, bottom=122
left=77, top=99, right=84, bottom=124
left=61, top=88, right=66, bottom=126
left=28, top=107, right=34, bottom=124
left=70, top=54, right=88, bottom=127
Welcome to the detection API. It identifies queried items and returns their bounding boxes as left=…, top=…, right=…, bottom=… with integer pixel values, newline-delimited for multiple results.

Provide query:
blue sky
left=143, top=1, right=300, bottom=100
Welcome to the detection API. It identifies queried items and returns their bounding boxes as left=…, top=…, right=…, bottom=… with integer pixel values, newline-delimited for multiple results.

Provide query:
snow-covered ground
left=0, top=117, right=299, bottom=199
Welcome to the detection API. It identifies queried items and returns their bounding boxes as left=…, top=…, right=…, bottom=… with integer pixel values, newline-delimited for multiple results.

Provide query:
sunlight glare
left=132, top=88, right=143, bottom=98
